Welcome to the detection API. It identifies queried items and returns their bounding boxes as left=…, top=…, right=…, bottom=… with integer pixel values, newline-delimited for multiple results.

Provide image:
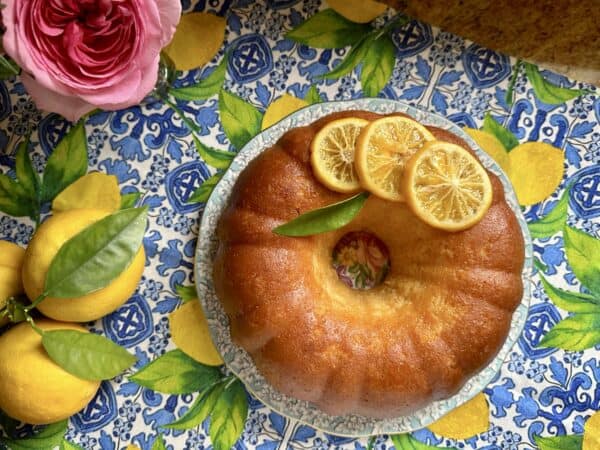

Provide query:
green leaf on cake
left=524, top=63, right=588, bottom=105
left=361, top=35, right=396, bottom=97
left=187, top=172, right=223, bottom=204
left=528, top=185, right=570, bottom=238
left=209, top=379, right=249, bottom=450
left=285, top=9, right=370, bottom=49
left=41, top=120, right=88, bottom=203
left=482, top=113, right=519, bottom=151
left=273, top=192, right=369, bottom=236
left=564, top=226, right=600, bottom=297
left=130, top=349, right=221, bottom=394
left=170, top=55, right=227, bottom=101
left=534, top=434, right=583, bottom=450
left=219, top=90, right=263, bottom=151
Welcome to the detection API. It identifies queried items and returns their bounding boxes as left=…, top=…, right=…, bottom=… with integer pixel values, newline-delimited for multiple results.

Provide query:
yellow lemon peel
left=428, top=393, right=490, bottom=439
left=163, top=13, right=226, bottom=71
left=327, top=0, right=387, bottom=23
left=0, top=241, right=25, bottom=326
left=52, top=172, right=121, bottom=213
left=464, top=127, right=511, bottom=175
left=169, top=300, right=223, bottom=366
left=262, top=94, right=308, bottom=130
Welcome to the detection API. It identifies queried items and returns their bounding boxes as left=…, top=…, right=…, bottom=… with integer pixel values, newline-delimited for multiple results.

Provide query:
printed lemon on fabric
left=170, top=300, right=223, bottom=366
left=0, top=241, right=25, bottom=326
left=583, top=410, right=600, bottom=450
left=428, top=393, right=490, bottom=439
left=327, top=0, right=387, bottom=23
left=52, top=172, right=121, bottom=213
left=464, top=128, right=511, bottom=174
left=262, top=94, right=308, bottom=130
left=0, top=320, right=101, bottom=425
left=22, top=208, right=145, bottom=322
left=163, top=13, right=226, bottom=71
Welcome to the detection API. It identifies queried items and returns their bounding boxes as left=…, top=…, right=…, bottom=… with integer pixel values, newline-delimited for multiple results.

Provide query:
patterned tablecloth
left=0, top=0, right=599, bottom=449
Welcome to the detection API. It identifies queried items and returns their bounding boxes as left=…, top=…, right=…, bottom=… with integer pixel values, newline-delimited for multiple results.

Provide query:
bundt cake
left=213, top=110, right=525, bottom=418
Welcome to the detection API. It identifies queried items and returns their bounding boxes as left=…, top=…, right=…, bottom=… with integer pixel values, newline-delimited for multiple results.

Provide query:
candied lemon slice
left=310, top=117, right=369, bottom=193
left=355, top=116, right=435, bottom=201
left=403, top=141, right=493, bottom=231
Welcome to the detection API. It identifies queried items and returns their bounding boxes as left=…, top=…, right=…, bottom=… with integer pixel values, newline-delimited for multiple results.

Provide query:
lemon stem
left=26, top=316, right=44, bottom=337
left=24, top=293, right=48, bottom=313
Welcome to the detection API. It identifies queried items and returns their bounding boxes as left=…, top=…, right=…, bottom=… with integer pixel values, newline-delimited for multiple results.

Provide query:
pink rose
left=2, top=0, right=181, bottom=121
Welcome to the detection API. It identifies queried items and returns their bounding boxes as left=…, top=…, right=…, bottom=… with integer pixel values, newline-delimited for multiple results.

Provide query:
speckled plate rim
left=195, top=98, right=533, bottom=437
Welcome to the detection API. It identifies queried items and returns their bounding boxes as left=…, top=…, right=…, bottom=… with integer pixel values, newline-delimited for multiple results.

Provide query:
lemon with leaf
left=0, top=320, right=100, bottom=424
left=0, top=241, right=25, bottom=326
left=22, top=208, right=145, bottom=322
left=262, top=94, right=308, bottom=130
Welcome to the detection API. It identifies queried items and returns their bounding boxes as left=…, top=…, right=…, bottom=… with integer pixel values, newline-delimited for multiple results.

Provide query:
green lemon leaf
left=41, top=120, right=88, bottom=203
left=151, top=434, right=167, bottom=450
left=170, top=56, right=227, bottom=101
left=274, top=192, right=369, bottom=236
left=60, top=439, right=85, bottom=450
left=165, top=381, right=226, bottom=430
left=175, top=284, right=198, bottom=303
left=304, top=85, right=323, bottom=104
left=538, top=313, right=600, bottom=350
left=525, top=63, right=588, bottom=105
left=209, top=379, right=249, bottom=450
left=286, top=9, right=370, bottom=48
left=564, top=226, right=600, bottom=297
left=120, top=192, right=142, bottom=209
left=193, top=135, right=234, bottom=170
left=44, top=207, right=148, bottom=298
left=539, top=274, right=600, bottom=313
left=534, top=434, right=583, bottom=450
left=187, top=172, right=223, bottom=204
left=0, top=173, right=35, bottom=217
left=0, top=55, right=20, bottom=79
left=42, top=330, right=136, bottom=380
left=219, top=90, right=263, bottom=151
left=361, top=35, right=396, bottom=97
left=528, top=186, right=570, bottom=238
left=3, top=420, right=67, bottom=450
left=15, top=138, right=40, bottom=201
left=482, top=113, right=519, bottom=151
left=130, top=349, right=221, bottom=394
left=391, top=433, right=456, bottom=449
left=504, top=60, right=523, bottom=107
left=319, top=34, right=373, bottom=80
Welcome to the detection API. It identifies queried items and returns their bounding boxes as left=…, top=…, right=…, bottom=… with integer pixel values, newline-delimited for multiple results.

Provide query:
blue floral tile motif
left=569, top=165, right=600, bottom=219
left=518, top=302, right=561, bottom=360
left=462, top=44, right=511, bottom=88
left=391, top=21, right=433, bottom=58
left=72, top=382, right=118, bottom=433
left=102, top=294, right=154, bottom=348
left=228, top=34, right=274, bottom=83
left=164, top=160, right=211, bottom=213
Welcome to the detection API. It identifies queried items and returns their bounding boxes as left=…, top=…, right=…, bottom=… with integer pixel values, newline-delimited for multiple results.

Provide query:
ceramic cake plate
left=195, top=98, right=533, bottom=437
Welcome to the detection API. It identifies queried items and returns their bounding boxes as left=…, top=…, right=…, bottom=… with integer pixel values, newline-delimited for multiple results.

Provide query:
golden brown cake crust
left=213, top=111, right=525, bottom=418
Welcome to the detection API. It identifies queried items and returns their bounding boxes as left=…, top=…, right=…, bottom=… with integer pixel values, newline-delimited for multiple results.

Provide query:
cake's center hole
left=332, top=231, right=390, bottom=290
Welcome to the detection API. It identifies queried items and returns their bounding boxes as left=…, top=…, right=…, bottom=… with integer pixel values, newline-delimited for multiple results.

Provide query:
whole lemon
left=0, top=320, right=101, bottom=424
left=22, top=208, right=145, bottom=322
left=0, top=241, right=26, bottom=326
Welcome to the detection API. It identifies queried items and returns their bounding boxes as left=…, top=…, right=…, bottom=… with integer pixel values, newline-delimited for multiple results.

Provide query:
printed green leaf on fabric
left=0, top=55, right=20, bottom=80
left=42, top=330, right=136, bottom=380
left=528, top=186, right=570, bottom=238
left=390, top=433, right=456, bottom=450
left=209, top=379, right=249, bottom=450
left=525, top=63, right=588, bottom=105
left=130, top=349, right=221, bottom=394
left=538, top=314, right=600, bottom=351
left=319, top=34, right=373, bottom=80
left=44, top=207, right=148, bottom=298
left=120, top=192, right=142, bottom=209
left=165, top=381, right=226, bottom=430
left=534, top=434, right=583, bottom=450
left=304, top=85, right=323, bottom=104
left=482, top=113, right=519, bottom=151
left=170, top=56, right=227, bottom=101
left=286, top=9, right=370, bottom=48
left=60, top=440, right=86, bottom=450
left=2, top=420, right=68, bottom=450
left=175, top=284, right=198, bottom=302
left=539, top=275, right=600, bottom=313
left=187, top=172, right=223, bottom=204
left=193, top=135, right=234, bottom=170
left=41, top=121, right=88, bottom=202
left=274, top=192, right=369, bottom=236
left=151, top=434, right=167, bottom=450
left=361, top=35, right=396, bottom=97
left=564, top=226, right=600, bottom=297
left=219, top=90, right=263, bottom=150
